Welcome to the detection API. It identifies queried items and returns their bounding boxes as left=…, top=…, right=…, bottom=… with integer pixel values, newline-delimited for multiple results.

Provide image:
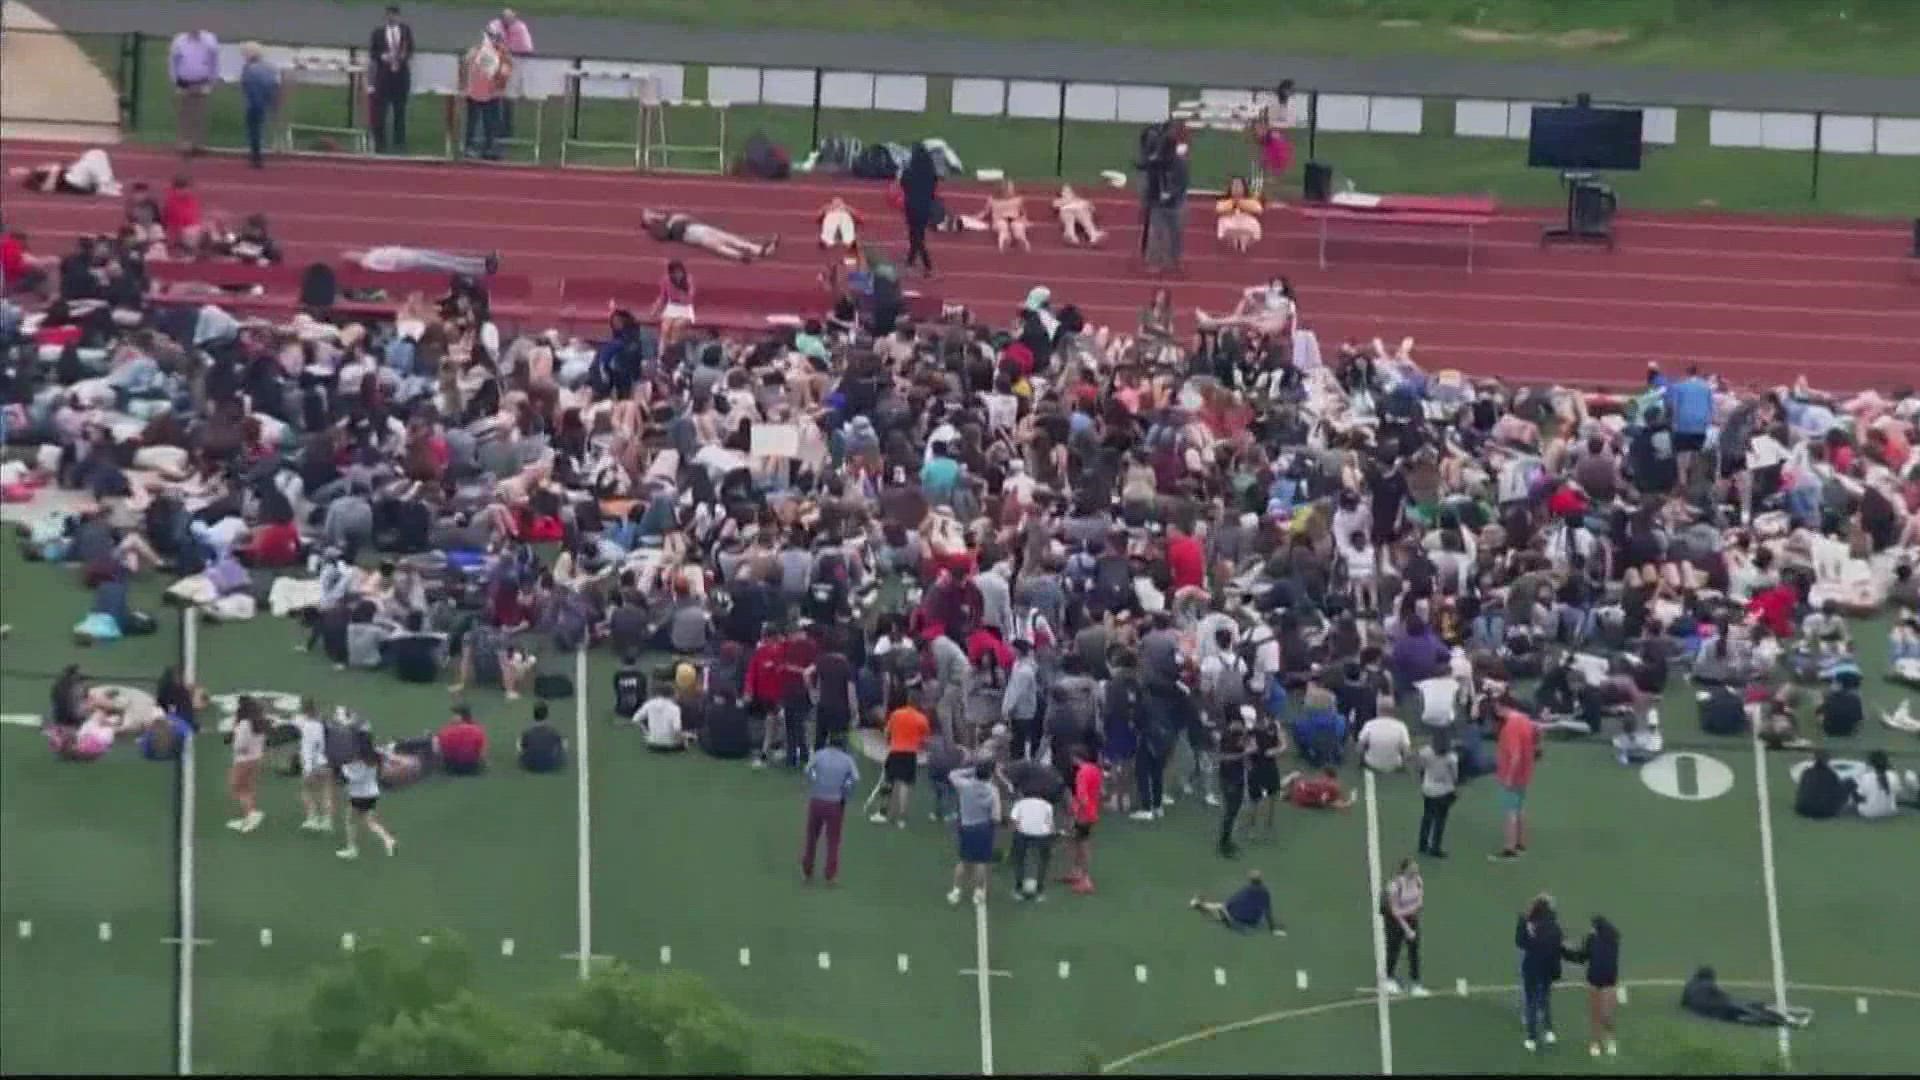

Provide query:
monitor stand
left=1542, top=171, right=1616, bottom=248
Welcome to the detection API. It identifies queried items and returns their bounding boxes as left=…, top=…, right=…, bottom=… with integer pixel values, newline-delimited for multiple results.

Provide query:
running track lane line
left=177, top=607, right=201, bottom=1075
left=1096, top=978, right=1920, bottom=1073
left=576, top=646, right=593, bottom=982
left=975, top=899, right=996, bottom=1075
left=1751, top=733, right=1794, bottom=1070
left=1361, top=770, right=1394, bottom=1076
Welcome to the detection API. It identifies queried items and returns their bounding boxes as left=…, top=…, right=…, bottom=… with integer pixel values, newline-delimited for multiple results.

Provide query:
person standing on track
left=900, top=142, right=939, bottom=278
left=1379, top=856, right=1429, bottom=997
left=800, top=732, right=858, bottom=885
left=1562, top=914, right=1622, bottom=1058
left=225, top=695, right=268, bottom=834
left=338, top=731, right=399, bottom=859
left=1515, top=893, right=1565, bottom=1052
left=1490, top=704, right=1540, bottom=862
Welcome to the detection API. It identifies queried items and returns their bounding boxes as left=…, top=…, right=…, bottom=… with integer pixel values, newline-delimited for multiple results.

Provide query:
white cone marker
left=1214, top=967, right=1227, bottom=986
left=16, top=920, right=30, bottom=940
left=1456, top=977, right=1470, bottom=997
left=500, top=938, right=515, bottom=957
left=1058, top=960, right=1071, bottom=979
left=818, top=951, right=832, bottom=971
left=1296, top=968, right=1310, bottom=990
left=259, top=928, right=273, bottom=947
left=897, top=953, right=911, bottom=974
left=1134, top=964, right=1148, bottom=984
left=738, top=947, right=751, bottom=967
left=1618, top=986, right=1630, bottom=1005
left=659, top=945, right=672, bottom=965
left=1856, top=996, right=1869, bottom=1015
left=340, top=932, right=356, bottom=952
left=98, top=922, right=112, bottom=943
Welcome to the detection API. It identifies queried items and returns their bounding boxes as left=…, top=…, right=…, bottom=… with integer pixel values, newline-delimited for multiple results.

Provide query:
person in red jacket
left=436, top=705, right=489, bottom=775
left=244, top=519, right=302, bottom=568
left=1747, top=581, right=1798, bottom=640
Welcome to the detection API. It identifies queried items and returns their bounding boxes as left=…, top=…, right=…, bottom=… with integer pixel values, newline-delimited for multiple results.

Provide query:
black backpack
left=851, top=144, right=898, bottom=181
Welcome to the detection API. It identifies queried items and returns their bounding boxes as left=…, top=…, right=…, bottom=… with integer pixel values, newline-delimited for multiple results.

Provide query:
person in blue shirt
left=1663, top=365, right=1715, bottom=477
left=920, top=441, right=961, bottom=506
left=238, top=44, right=280, bottom=169
left=1189, top=869, right=1286, bottom=935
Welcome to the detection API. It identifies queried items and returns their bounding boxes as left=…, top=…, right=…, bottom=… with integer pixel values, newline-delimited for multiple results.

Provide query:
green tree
left=762, top=1021, right=879, bottom=1076
left=350, top=992, right=626, bottom=1075
left=269, top=933, right=473, bottom=1072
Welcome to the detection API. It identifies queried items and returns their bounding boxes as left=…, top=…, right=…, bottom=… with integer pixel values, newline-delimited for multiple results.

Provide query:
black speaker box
left=1304, top=161, right=1333, bottom=202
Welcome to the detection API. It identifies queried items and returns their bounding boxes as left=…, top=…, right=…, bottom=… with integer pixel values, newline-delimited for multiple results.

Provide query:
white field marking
left=1617, top=985, right=1630, bottom=1005
left=500, top=938, right=515, bottom=957
left=259, top=928, right=273, bottom=947
left=560, top=951, right=612, bottom=963
left=1455, top=977, right=1469, bottom=997
left=177, top=608, right=200, bottom=1078
left=16, top=920, right=30, bottom=939
left=1296, top=968, right=1310, bottom=990
left=98, top=921, right=112, bottom=942
left=1135, top=964, right=1149, bottom=984
left=340, top=932, right=356, bottom=952
left=959, top=968, right=1012, bottom=977
left=897, top=953, right=910, bottom=974
left=1751, top=733, right=1794, bottom=1071
left=1058, top=960, right=1072, bottom=979
left=738, top=946, right=751, bottom=967
left=1361, top=770, right=1395, bottom=1075
left=1857, top=996, right=1869, bottom=1015
left=160, top=937, right=212, bottom=947
left=0, top=713, right=41, bottom=727
left=417, top=934, right=434, bottom=945
left=1097, top=978, right=1920, bottom=1074
left=974, top=898, right=996, bottom=1076
left=575, top=648, right=592, bottom=983
left=660, top=945, right=672, bottom=965
left=818, top=951, right=832, bottom=971
left=1214, top=967, right=1227, bottom=987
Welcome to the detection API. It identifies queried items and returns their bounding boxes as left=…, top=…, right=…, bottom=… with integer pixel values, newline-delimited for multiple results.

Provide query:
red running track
left=5, top=140, right=1916, bottom=390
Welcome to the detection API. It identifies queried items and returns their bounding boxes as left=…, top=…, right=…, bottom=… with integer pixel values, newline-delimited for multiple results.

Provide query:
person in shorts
left=1065, top=744, right=1102, bottom=894
left=1490, top=706, right=1540, bottom=862
left=946, top=760, right=1000, bottom=906
left=1189, top=868, right=1286, bottom=935
left=874, top=697, right=929, bottom=827
left=337, top=732, right=398, bottom=860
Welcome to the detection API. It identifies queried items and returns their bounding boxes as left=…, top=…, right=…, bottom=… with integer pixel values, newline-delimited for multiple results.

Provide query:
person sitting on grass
left=437, top=704, right=488, bottom=775
left=635, top=680, right=691, bottom=752
left=984, top=180, right=1031, bottom=253
left=518, top=702, right=567, bottom=772
left=1852, top=750, right=1916, bottom=820
left=1681, top=965, right=1810, bottom=1028
left=1793, top=750, right=1850, bottom=819
left=640, top=208, right=779, bottom=263
left=1189, top=868, right=1287, bottom=935
left=1051, top=185, right=1106, bottom=246
left=1282, top=766, right=1354, bottom=809
left=1214, top=176, right=1264, bottom=254
left=1756, top=686, right=1812, bottom=751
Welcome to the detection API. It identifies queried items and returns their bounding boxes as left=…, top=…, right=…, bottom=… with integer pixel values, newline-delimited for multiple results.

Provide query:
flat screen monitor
left=1528, top=106, right=1644, bottom=171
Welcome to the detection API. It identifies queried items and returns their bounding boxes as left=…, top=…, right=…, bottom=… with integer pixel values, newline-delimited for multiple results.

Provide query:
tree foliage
left=272, top=933, right=873, bottom=1075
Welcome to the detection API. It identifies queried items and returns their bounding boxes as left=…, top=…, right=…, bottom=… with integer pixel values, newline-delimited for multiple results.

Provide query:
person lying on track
left=8, top=148, right=122, bottom=197
left=343, top=246, right=500, bottom=276
left=640, top=208, right=779, bottom=263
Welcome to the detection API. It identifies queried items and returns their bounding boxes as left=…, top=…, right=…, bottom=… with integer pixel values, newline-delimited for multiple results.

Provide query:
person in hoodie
left=1515, top=892, right=1565, bottom=1052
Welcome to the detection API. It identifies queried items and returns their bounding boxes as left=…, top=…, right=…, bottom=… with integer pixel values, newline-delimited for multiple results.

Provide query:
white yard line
left=1361, top=770, right=1395, bottom=1076
left=974, top=900, right=996, bottom=1076
left=1750, top=734, right=1793, bottom=1070
left=575, top=647, right=593, bottom=982
left=176, top=608, right=200, bottom=1075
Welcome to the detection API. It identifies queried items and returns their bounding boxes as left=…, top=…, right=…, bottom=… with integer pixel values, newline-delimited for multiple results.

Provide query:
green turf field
left=2, top=540, right=1917, bottom=1075
left=74, top=37, right=1920, bottom=218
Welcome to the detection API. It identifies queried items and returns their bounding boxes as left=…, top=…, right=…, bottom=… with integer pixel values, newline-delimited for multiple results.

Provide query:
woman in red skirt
left=1252, top=80, right=1297, bottom=201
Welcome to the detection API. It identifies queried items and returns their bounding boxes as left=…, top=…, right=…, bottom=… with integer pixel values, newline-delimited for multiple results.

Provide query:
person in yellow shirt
left=1214, top=176, right=1264, bottom=253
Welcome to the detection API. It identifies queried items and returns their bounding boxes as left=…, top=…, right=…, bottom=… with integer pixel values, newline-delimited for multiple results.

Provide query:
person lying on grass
left=640, top=208, right=778, bottom=263
left=1189, top=868, right=1287, bottom=935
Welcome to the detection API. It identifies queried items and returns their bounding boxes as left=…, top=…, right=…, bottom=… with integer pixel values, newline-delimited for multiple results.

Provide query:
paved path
left=28, top=0, right=1920, bottom=115
left=0, top=0, right=120, bottom=142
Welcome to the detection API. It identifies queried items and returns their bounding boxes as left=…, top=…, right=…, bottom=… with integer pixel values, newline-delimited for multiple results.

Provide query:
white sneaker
left=896, top=819, right=907, bottom=830
left=1153, top=807, right=1166, bottom=819
left=238, top=811, right=265, bottom=834
left=1589, top=1044, right=1602, bottom=1058
left=946, top=888, right=962, bottom=906
left=382, top=834, right=397, bottom=857
left=335, top=847, right=359, bottom=860
left=226, top=817, right=249, bottom=831
left=751, top=757, right=767, bottom=770
left=1203, top=793, right=1221, bottom=808
left=1543, top=1031, right=1557, bottom=1046
left=1128, top=809, right=1158, bottom=822
left=1409, top=983, right=1431, bottom=998
left=971, top=888, right=986, bottom=906
left=869, top=812, right=890, bottom=825
left=1022, top=878, right=1038, bottom=896
left=1523, top=1038, right=1537, bottom=1053
left=1381, top=978, right=1404, bottom=996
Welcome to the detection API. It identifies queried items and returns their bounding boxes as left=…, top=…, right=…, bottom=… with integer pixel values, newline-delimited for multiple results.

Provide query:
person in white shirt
left=635, top=683, right=689, bottom=751
left=338, top=732, right=398, bottom=859
left=1358, top=711, right=1413, bottom=773
left=1345, top=530, right=1380, bottom=612
left=344, top=246, right=498, bottom=277
left=226, top=696, right=270, bottom=834
left=293, top=700, right=337, bottom=833
left=1008, top=793, right=1055, bottom=901
left=1854, top=751, right=1914, bottom=820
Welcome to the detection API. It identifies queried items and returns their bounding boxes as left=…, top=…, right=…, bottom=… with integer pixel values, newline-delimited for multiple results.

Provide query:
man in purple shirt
left=168, top=28, right=220, bottom=156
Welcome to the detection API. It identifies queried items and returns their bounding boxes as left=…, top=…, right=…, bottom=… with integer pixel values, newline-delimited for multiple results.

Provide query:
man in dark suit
left=367, top=4, right=414, bottom=152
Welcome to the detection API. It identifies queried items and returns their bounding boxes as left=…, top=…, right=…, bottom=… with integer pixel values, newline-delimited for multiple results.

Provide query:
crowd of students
left=7, top=138, right=1918, bottom=1051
